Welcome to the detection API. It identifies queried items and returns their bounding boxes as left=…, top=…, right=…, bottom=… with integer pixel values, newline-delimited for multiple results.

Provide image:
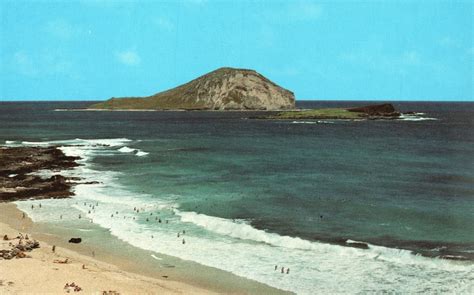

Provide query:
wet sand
left=0, top=203, right=290, bottom=294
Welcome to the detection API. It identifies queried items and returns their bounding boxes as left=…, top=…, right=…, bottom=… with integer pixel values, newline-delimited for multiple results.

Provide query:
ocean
left=1, top=101, right=473, bottom=293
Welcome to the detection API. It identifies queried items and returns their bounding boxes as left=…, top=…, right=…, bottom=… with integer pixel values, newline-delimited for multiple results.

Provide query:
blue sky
left=1, top=0, right=472, bottom=101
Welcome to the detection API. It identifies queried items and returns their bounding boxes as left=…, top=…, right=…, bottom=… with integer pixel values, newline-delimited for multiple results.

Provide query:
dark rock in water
left=346, top=103, right=400, bottom=119
left=68, top=238, right=82, bottom=244
left=347, top=103, right=395, bottom=114
left=345, top=240, right=369, bottom=249
left=439, top=255, right=469, bottom=261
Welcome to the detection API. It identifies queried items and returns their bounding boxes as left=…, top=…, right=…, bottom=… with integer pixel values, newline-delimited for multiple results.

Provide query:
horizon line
left=1, top=99, right=473, bottom=103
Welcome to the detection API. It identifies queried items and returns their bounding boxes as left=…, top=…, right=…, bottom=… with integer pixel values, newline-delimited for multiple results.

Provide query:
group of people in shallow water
left=33, top=202, right=189, bottom=245
left=29, top=202, right=292, bottom=273
left=275, top=265, right=290, bottom=274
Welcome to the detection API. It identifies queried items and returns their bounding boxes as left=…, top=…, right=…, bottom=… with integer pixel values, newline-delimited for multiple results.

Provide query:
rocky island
left=89, top=67, right=295, bottom=111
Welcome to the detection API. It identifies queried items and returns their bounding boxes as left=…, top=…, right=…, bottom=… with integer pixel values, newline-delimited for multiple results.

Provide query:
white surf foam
left=399, top=114, right=438, bottom=121
left=135, top=151, right=149, bottom=156
left=151, top=254, right=162, bottom=260
left=291, top=121, right=318, bottom=124
left=176, top=210, right=320, bottom=251
left=118, top=146, right=137, bottom=153
left=290, top=120, right=334, bottom=124
left=22, top=141, right=50, bottom=145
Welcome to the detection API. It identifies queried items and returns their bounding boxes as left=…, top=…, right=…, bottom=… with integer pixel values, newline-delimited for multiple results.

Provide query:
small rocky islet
left=255, top=103, right=403, bottom=120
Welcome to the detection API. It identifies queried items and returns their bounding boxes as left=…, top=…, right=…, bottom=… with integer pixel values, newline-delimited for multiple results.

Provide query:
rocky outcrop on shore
left=89, top=67, right=295, bottom=110
left=0, top=234, right=40, bottom=260
left=0, top=147, right=80, bottom=202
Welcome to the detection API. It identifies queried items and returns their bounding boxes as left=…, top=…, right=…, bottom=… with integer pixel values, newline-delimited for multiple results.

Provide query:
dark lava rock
left=345, top=241, right=370, bottom=249
left=0, top=146, right=80, bottom=202
left=68, top=238, right=82, bottom=244
left=347, top=103, right=396, bottom=115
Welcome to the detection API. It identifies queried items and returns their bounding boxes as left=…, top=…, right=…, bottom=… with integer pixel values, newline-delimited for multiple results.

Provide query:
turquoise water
left=2, top=101, right=473, bottom=293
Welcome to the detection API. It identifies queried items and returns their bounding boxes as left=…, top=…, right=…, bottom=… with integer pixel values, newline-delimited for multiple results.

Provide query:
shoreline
left=54, top=108, right=289, bottom=112
left=0, top=202, right=289, bottom=294
left=0, top=203, right=215, bottom=294
left=0, top=145, right=289, bottom=294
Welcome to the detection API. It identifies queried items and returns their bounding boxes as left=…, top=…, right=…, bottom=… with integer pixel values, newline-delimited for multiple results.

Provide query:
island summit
left=89, top=67, right=295, bottom=111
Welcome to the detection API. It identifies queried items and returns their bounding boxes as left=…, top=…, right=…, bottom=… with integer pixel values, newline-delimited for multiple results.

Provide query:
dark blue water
left=1, top=101, right=473, bottom=259
left=3, top=100, right=474, bottom=293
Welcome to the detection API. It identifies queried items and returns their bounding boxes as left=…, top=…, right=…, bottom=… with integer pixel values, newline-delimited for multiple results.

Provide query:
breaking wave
left=399, top=114, right=438, bottom=121
left=11, top=138, right=474, bottom=294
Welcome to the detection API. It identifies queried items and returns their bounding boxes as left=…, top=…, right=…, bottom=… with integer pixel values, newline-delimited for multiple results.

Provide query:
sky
left=1, top=0, right=472, bottom=101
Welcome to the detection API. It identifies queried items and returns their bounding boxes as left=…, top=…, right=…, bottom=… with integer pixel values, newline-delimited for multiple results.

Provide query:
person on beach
left=52, top=245, right=56, bottom=252
left=182, top=238, right=185, bottom=244
left=54, top=258, right=68, bottom=264
left=22, top=212, right=25, bottom=219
